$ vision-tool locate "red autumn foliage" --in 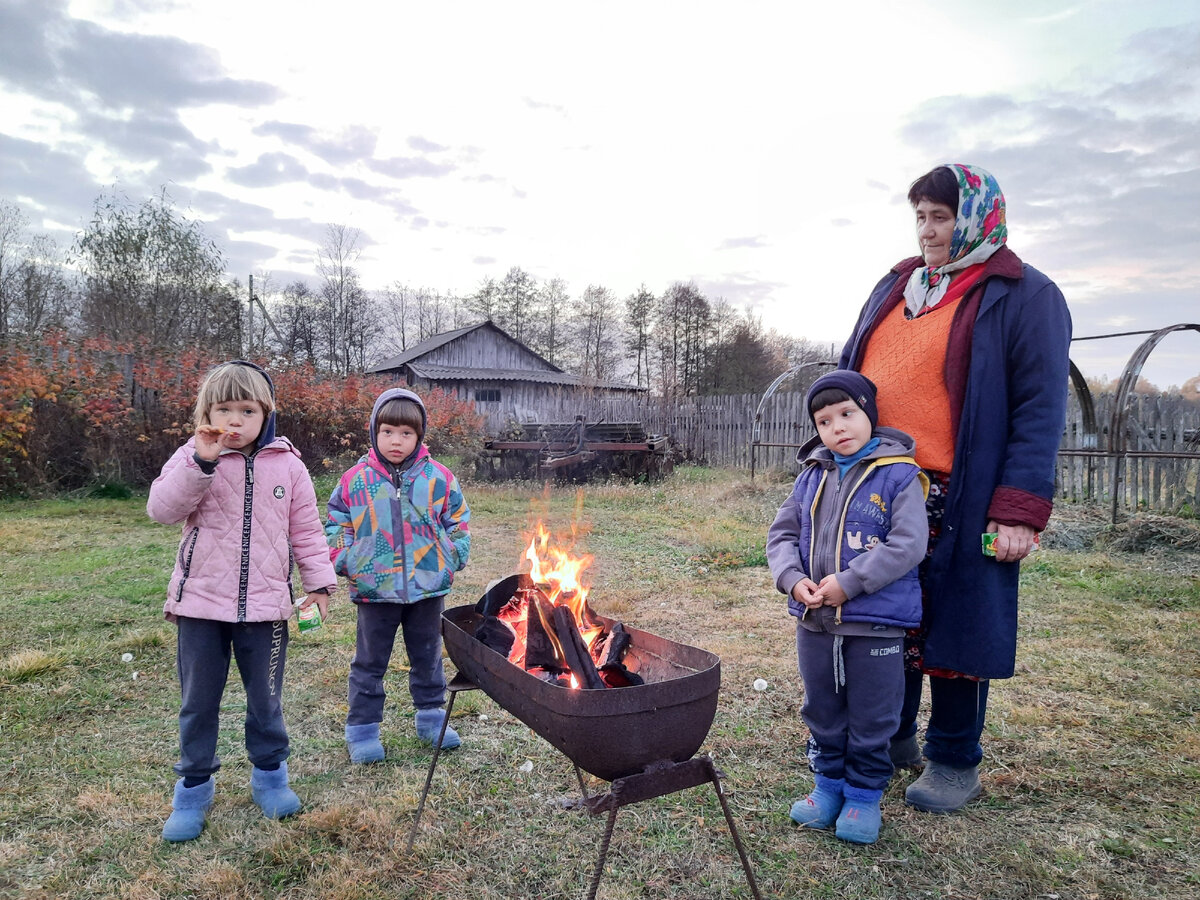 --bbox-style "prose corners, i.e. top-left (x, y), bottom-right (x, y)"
top-left (0, 335), bottom-right (485, 495)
